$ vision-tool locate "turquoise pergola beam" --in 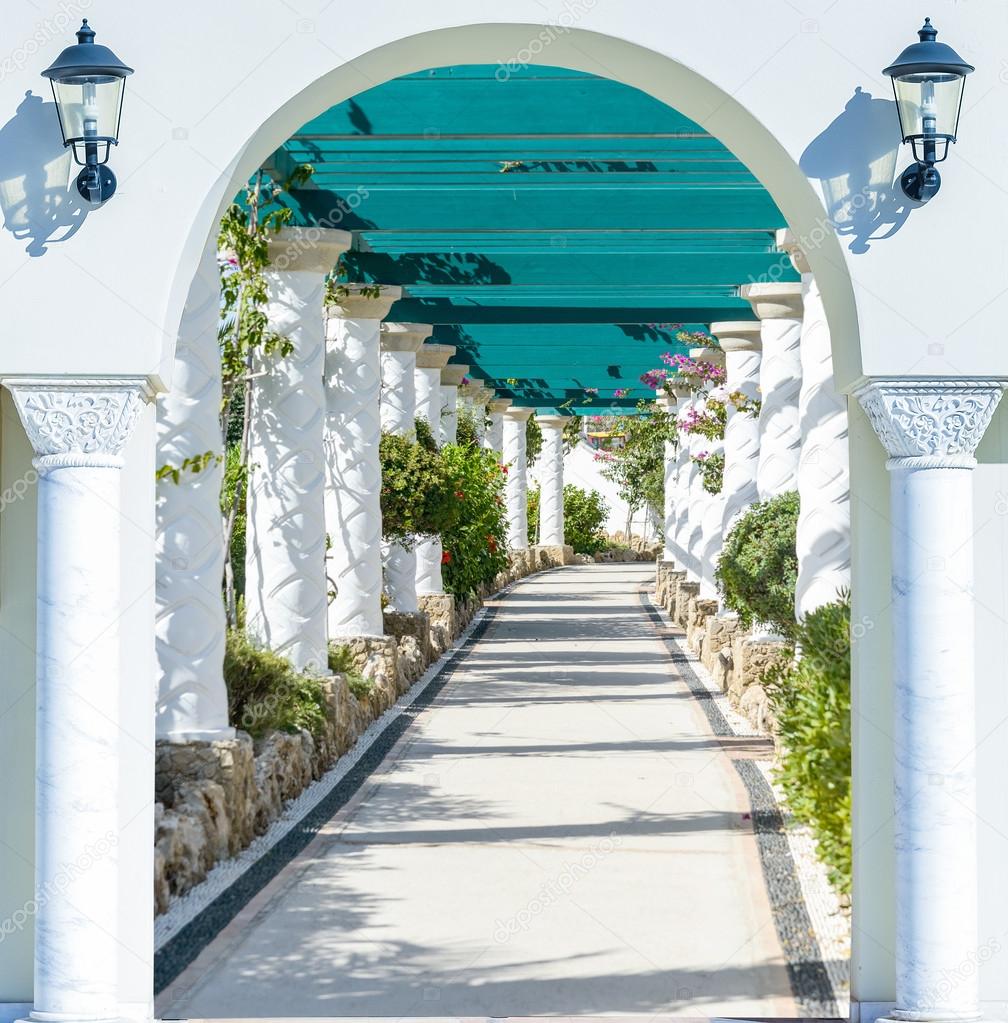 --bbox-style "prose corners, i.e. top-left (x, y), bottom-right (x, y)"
top-left (259, 62), bottom-right (794, 411)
